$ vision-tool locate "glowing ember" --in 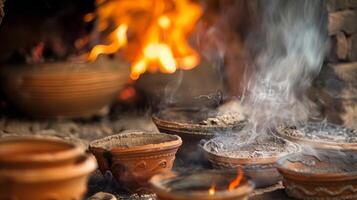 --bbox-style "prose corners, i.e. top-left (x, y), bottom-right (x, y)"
top-left (208, 184), bottom-right (216, 195)
top-left (228, 168), bottom-right (243, 191)
top-left (87, 0), bottom-right (202, 80)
